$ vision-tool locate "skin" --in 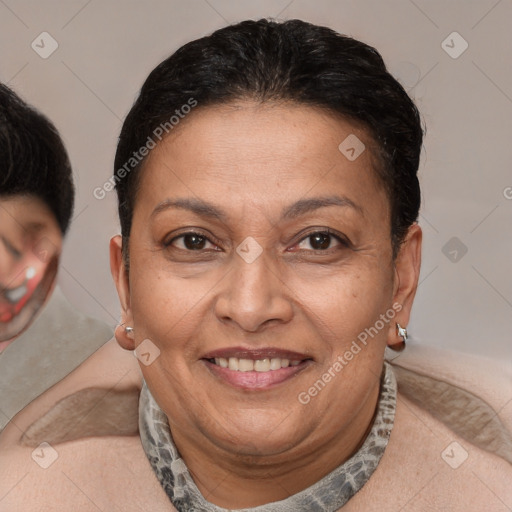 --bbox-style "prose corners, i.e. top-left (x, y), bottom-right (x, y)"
top-left (110, 100), bottom-right (422, 508)
top-left (0, 195), bottom-right (62, 351)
